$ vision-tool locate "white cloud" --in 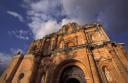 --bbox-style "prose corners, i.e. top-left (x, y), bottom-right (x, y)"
top-left (62, 0), bottom-right (128, 33)
top-left (23, 0), bottom-right (128, 38)
top-left (8, 30), bottom-right (32, 40)
top-left (0, 52), bottom-right (11, 66)
top-left (61, 18), bottom-right (80, 26)
top-left (0, 48), bottom-right (23, 66)
top-left (0, 48), bottom-right (23, 67)
top-left (30, 0), bottom-right (49, 13)
top-left (28, 18), bottom-right (80, 39)
top-left (0, 52), bottom-right (14, 74)
top-left (0, 48), bottom-right (24, 67)
top-left (24, 0), bottom-right (60, 39)
top-left (23, 0), bottom-right (81, 39)
top-left (10, 48), bottom-right (24, 55)
top-left (29, 20), bottom-right (60, 39)
top-left (7, 11), bottom-right (24, 22)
